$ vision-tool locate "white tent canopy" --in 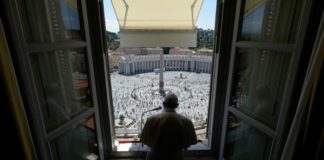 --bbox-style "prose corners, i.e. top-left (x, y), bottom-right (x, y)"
top-left (111, 0), bottom-right (204, 47)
